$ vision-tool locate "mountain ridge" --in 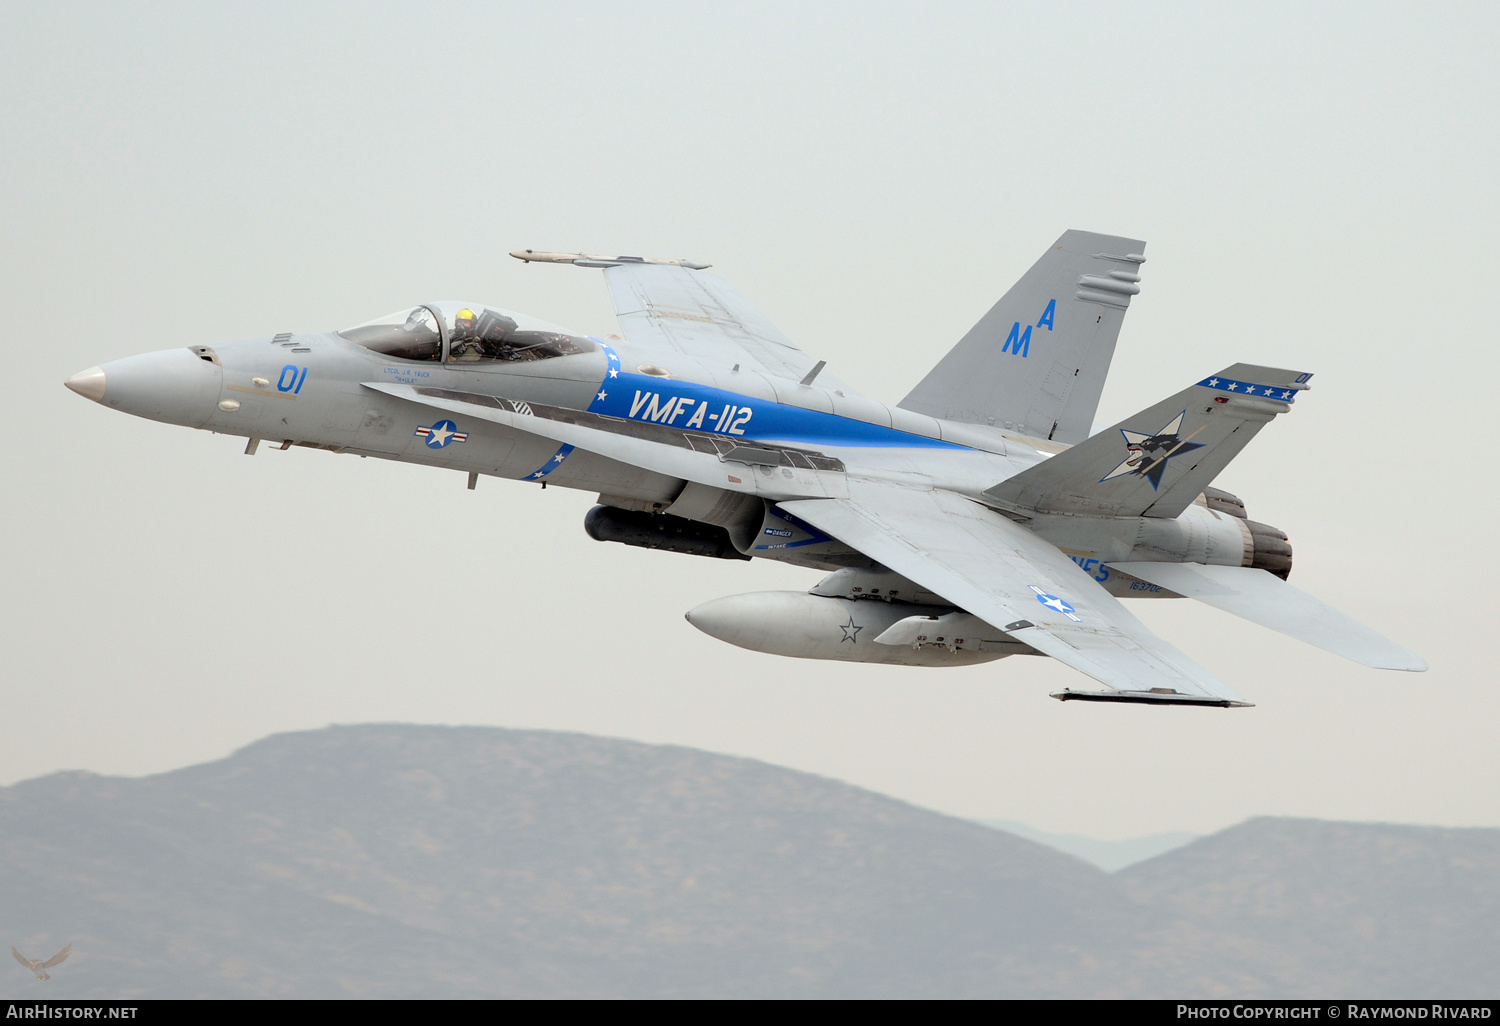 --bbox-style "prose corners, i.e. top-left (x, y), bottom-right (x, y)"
top-left (2, 724), bottom-right (1494, 998)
